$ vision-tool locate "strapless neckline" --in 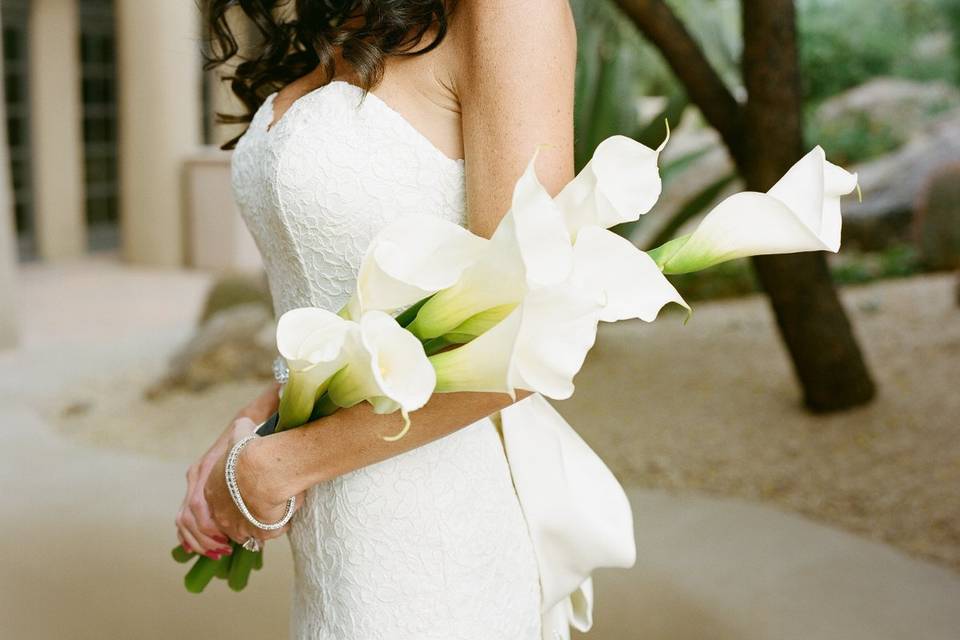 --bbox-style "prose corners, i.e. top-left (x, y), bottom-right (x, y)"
top-left (261, 80), bottom-right (465, 169)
